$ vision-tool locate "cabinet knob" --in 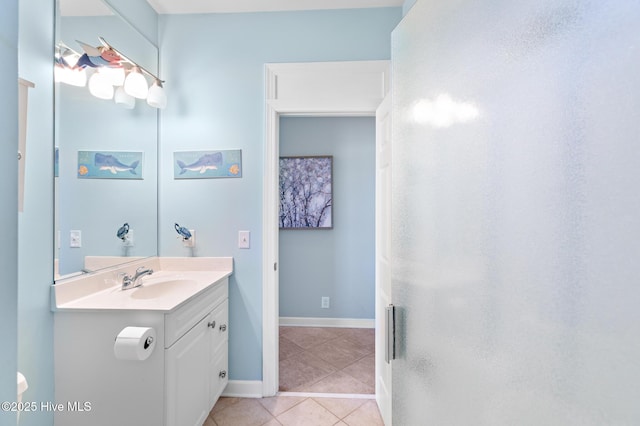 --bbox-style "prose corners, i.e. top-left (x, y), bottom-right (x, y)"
top-left (219, 324), bottom-right (227, 332)
top-left (207, 321), bottom-right (216, 329)
top-left (219, 370), bottom-right (227, 379)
